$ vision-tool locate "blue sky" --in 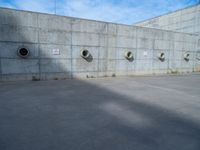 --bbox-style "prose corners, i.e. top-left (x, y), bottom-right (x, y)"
top-left (0, 0), bottom-right (199, 24)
